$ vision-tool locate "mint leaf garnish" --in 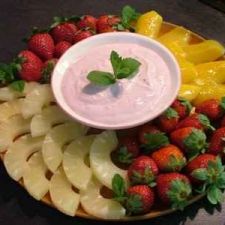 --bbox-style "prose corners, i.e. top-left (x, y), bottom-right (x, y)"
top-left (87, 50), bottom-right (141, 86)
top-left (87, 71), bottom-right (115, 86)
top-left (121, 5), bottom-right (140, 29)
top-left (9, 80), bottom-right (25, 92)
